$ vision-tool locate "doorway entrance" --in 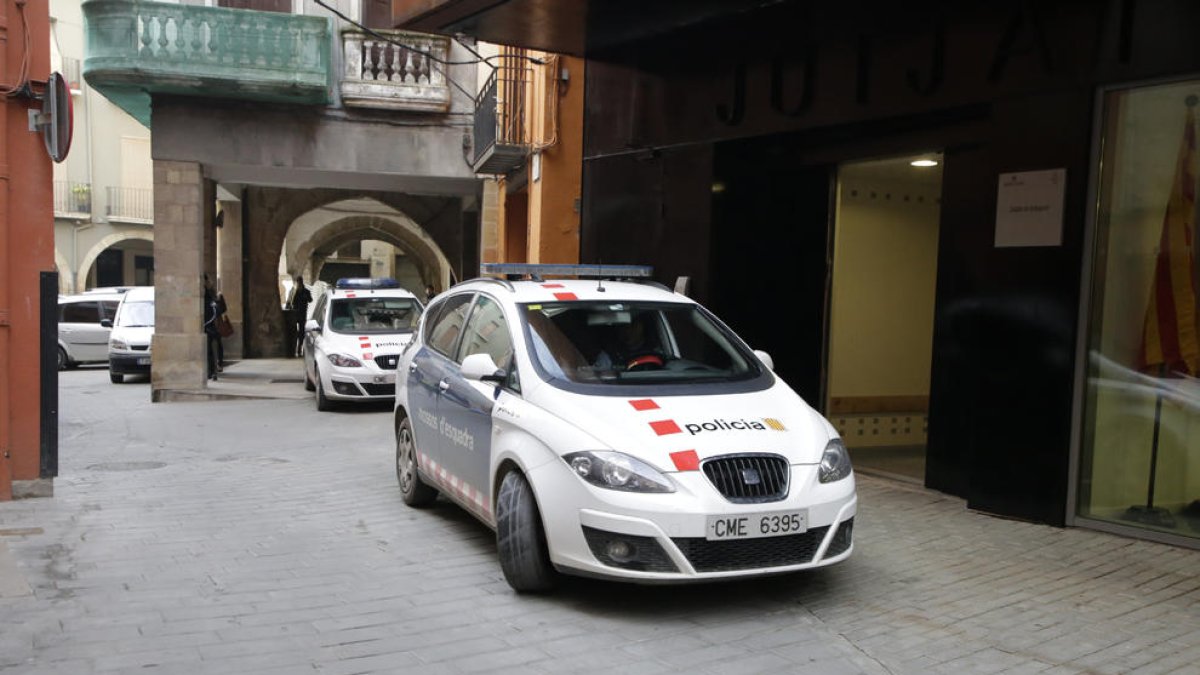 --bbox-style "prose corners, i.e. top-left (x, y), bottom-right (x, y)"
top-left (826, 154), bottom-right (943, 483)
